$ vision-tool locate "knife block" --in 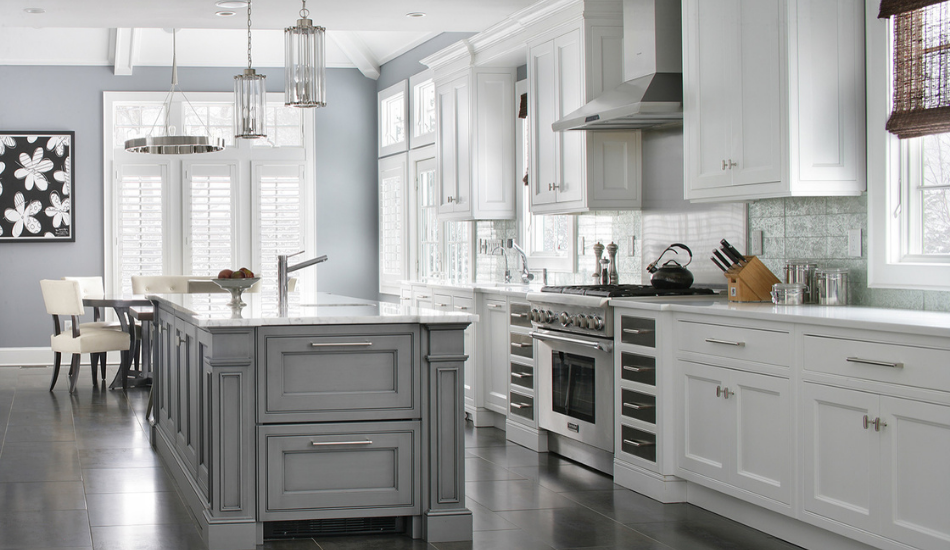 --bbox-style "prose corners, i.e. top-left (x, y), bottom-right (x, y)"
top-left (724, 256), bottom-right (780, 302)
